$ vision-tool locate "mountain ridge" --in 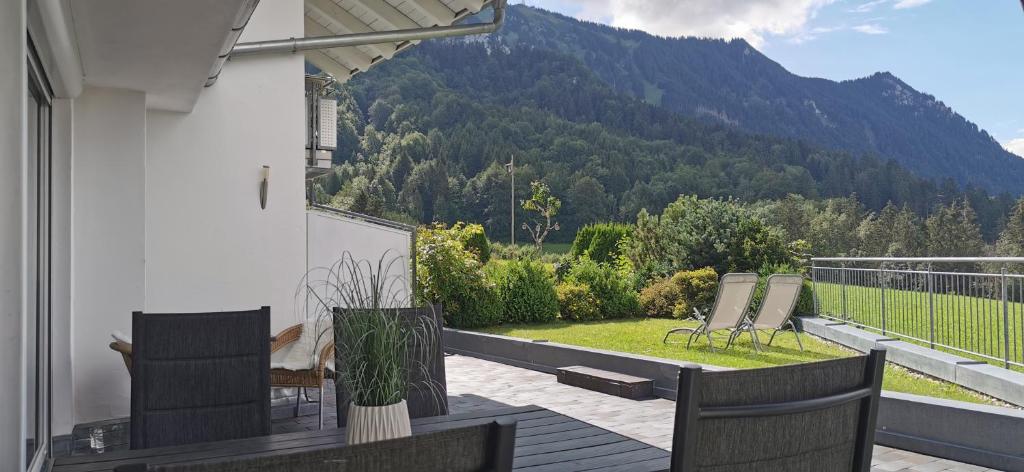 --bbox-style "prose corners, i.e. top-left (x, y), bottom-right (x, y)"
top-left (478, 5), bottom-right (1023, 194)
top-left (325, 6), bottom-right (1017, 241)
